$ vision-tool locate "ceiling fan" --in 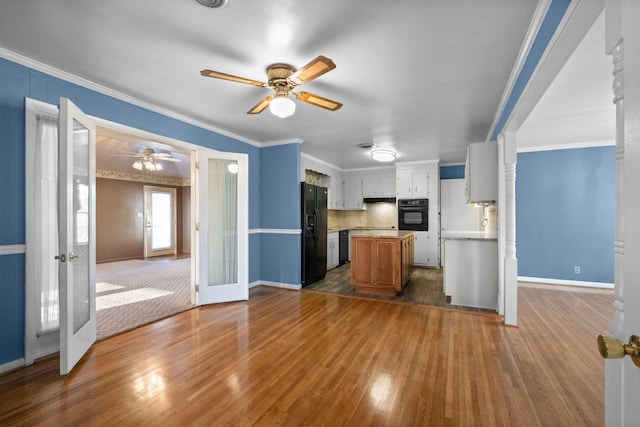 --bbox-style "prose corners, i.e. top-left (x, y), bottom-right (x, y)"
top-left (200, 55), bottom-right (343, 118)
top-left (116, 147), bottom-right (181, 172)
